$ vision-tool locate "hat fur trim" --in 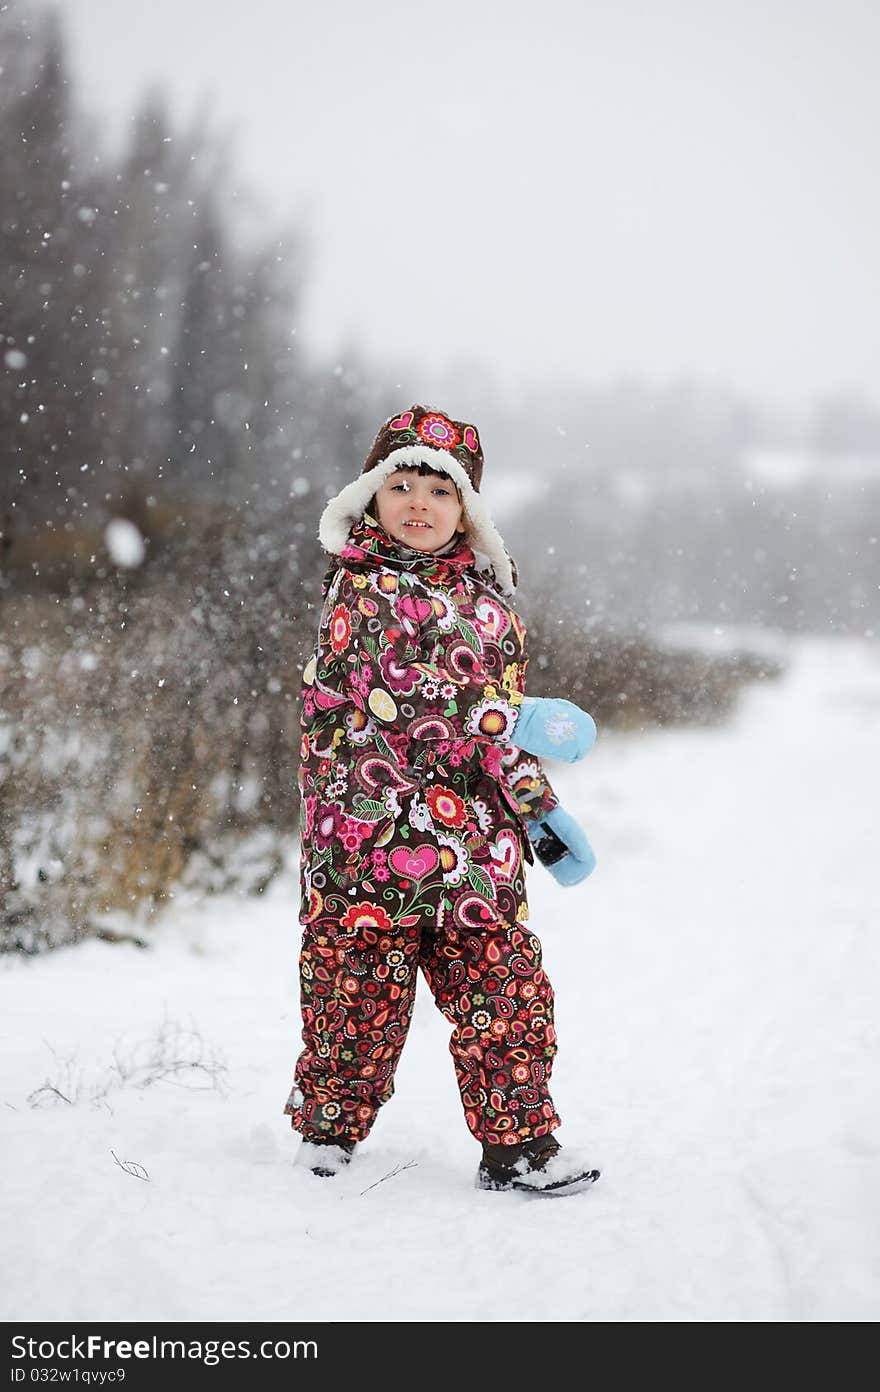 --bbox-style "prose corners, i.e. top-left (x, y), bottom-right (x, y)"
top-left (318, 447), bottom-right (517, 594)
